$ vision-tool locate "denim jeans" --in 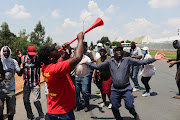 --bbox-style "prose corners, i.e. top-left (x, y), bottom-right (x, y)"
top-left (88, 72), bottom-right (93, 96)
top-left (75, 76), bottom-right (89, 107)
top-left (23, 85), bottom-right (44, 119)
top-left (130, 66), bottom-right (140, 88)
top-left (47, 110), bottom-right (75, 120)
